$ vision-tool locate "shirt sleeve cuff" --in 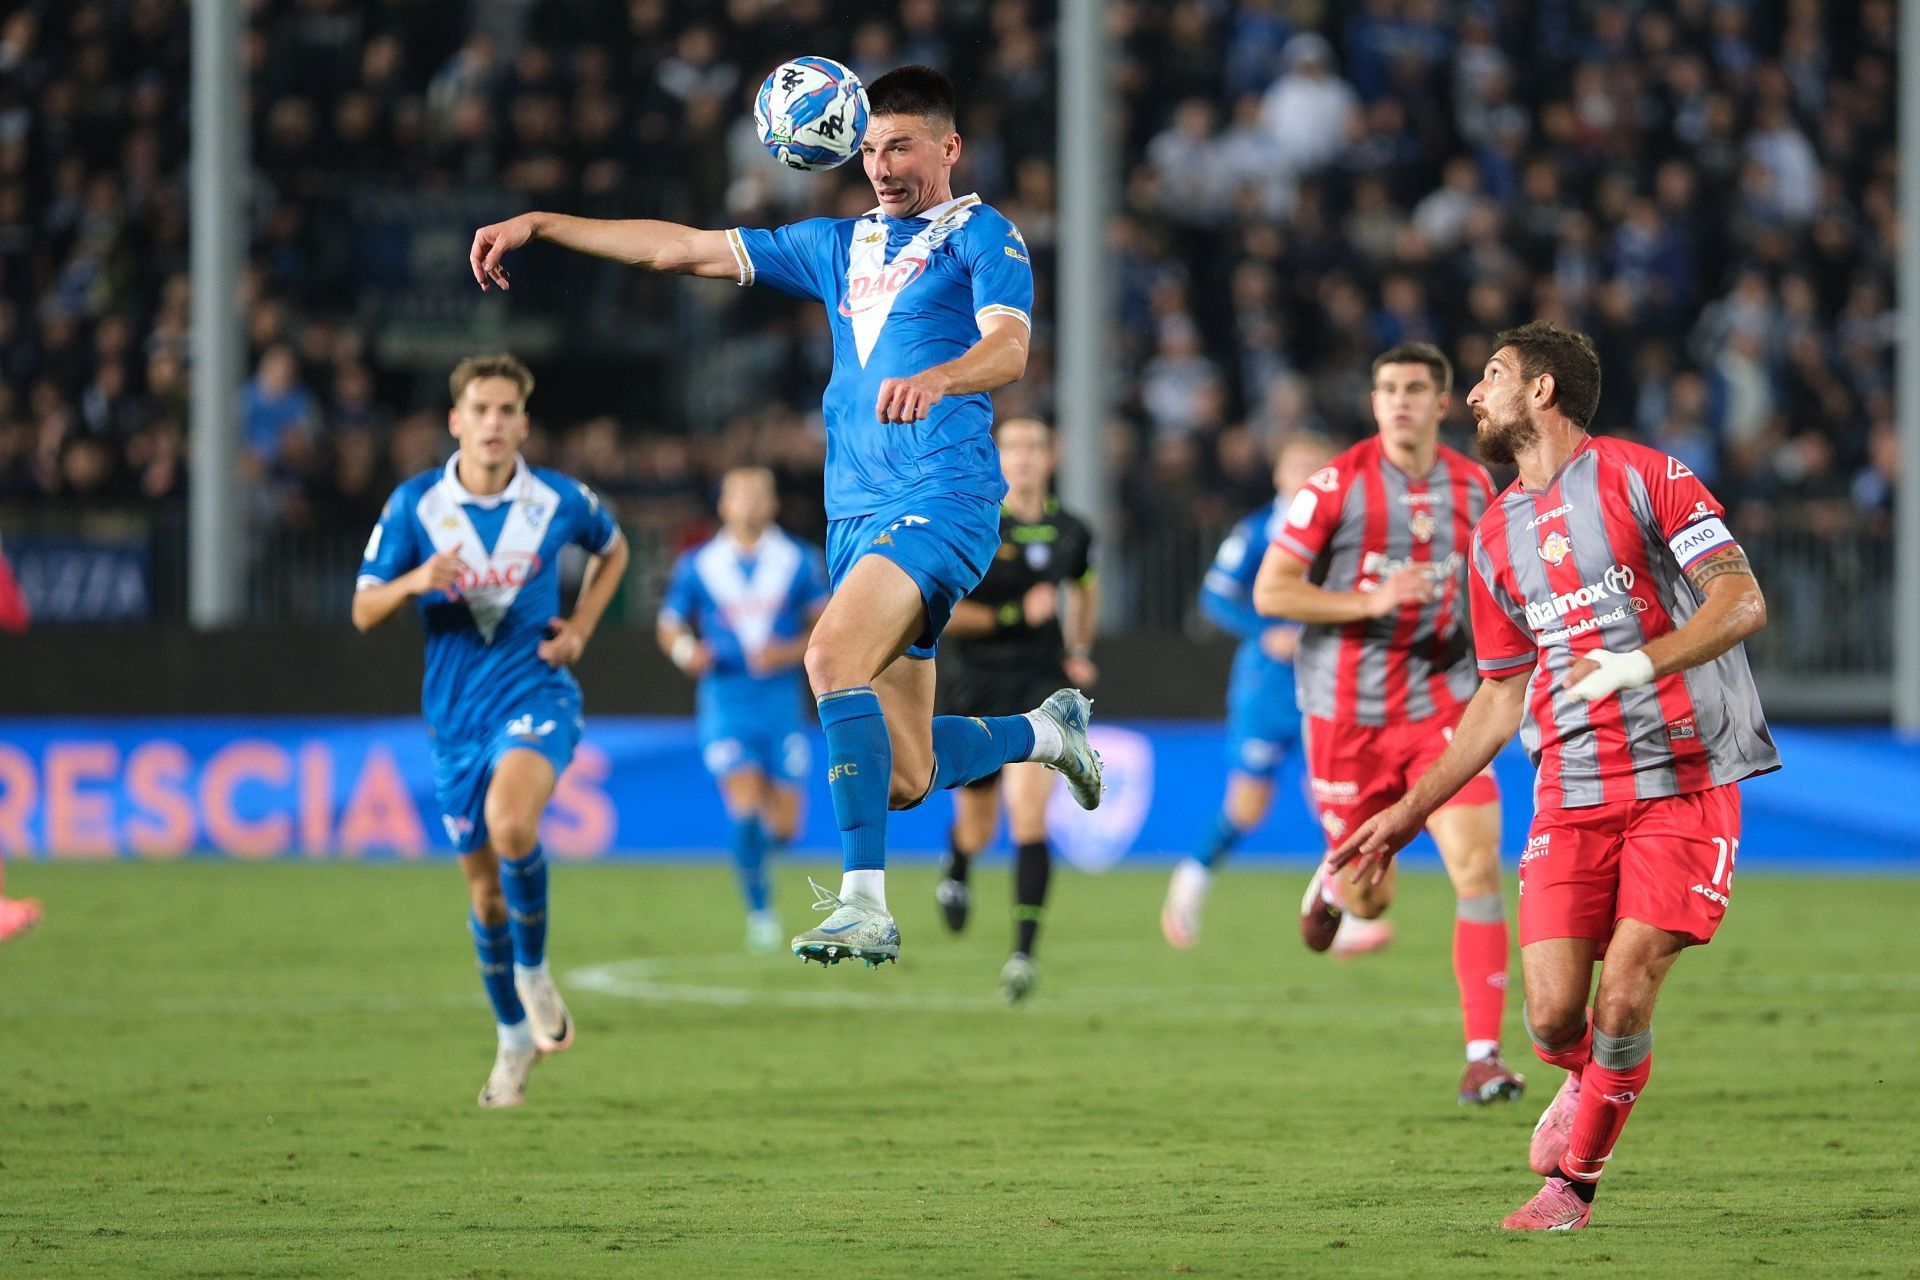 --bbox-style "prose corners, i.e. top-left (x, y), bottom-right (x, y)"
top-left (975, 304), bottom-right (1031, 330)
top-left (355, 573), bottom-right (388, 591)
top-left (1477, 652), bottom-right (1537, 676)
top-left (727, 228), bottom-right (754, 287)
top-left (1270, 532), bottom-right (1317, 563)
